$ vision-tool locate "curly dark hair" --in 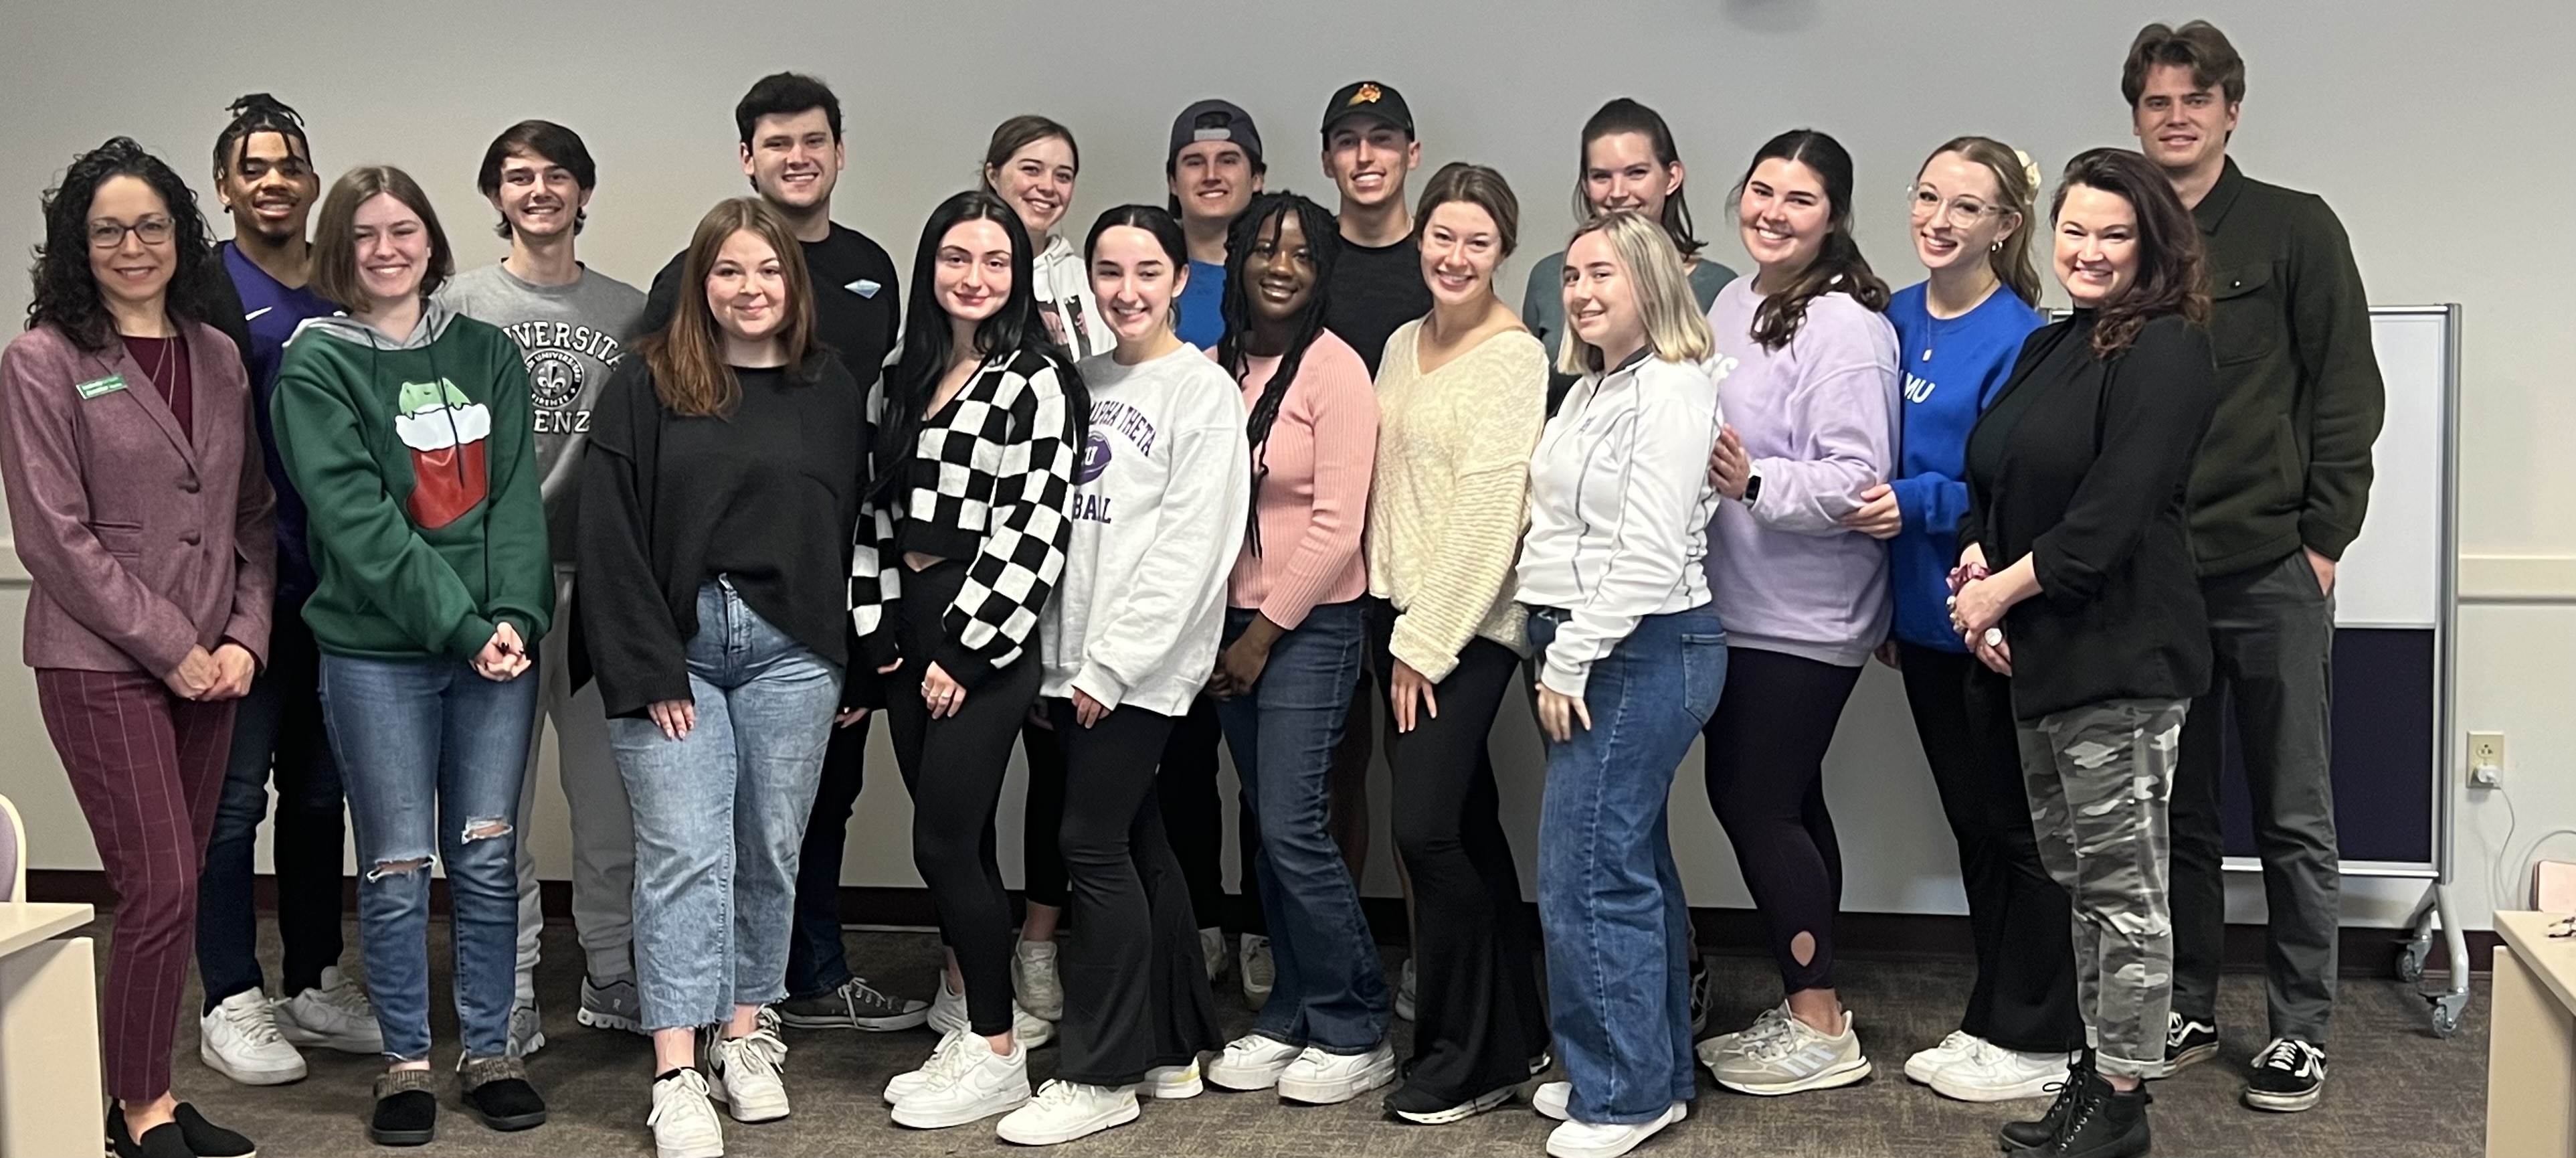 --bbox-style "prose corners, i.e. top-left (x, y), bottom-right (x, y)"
top-left (26, 137), bottom-right (223, 351)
